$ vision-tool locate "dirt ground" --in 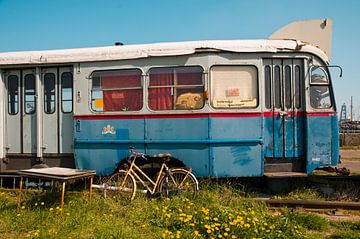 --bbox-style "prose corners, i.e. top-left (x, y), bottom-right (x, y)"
top-left (339, 149), bottom-right (360, 175)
